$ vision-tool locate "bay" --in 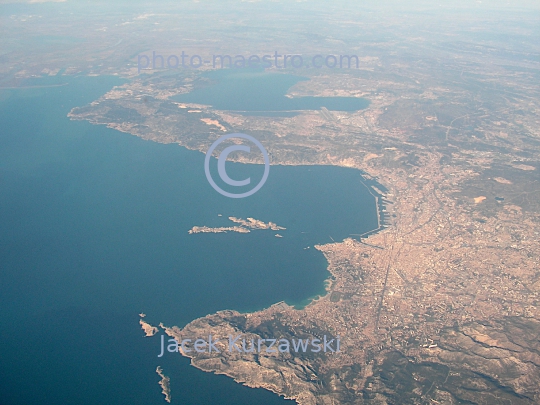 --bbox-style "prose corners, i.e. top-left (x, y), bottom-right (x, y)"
top-left (0, 75), bottom-right (377, 404)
